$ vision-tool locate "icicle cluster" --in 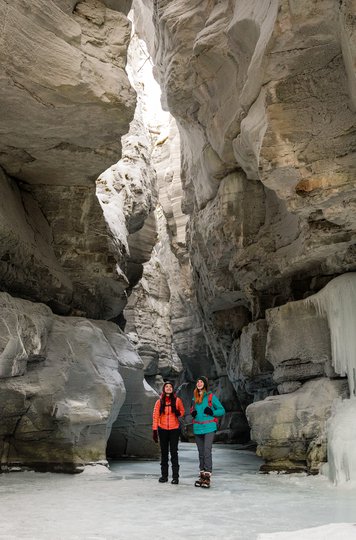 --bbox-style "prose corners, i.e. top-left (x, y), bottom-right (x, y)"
top-left (307, 273), bottom-right (356, 485)
top-left (326, 399), bottom-right (356, 485)
top-left (306, 273), bottom-right (356, 397)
